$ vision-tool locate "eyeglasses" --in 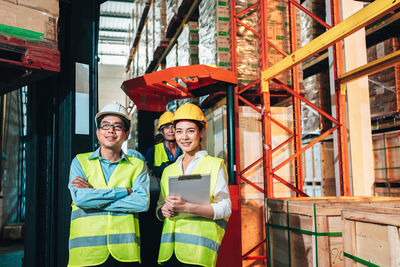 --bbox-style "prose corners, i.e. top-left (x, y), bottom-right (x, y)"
top-left (100, 122), bottom-right (124, 131)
